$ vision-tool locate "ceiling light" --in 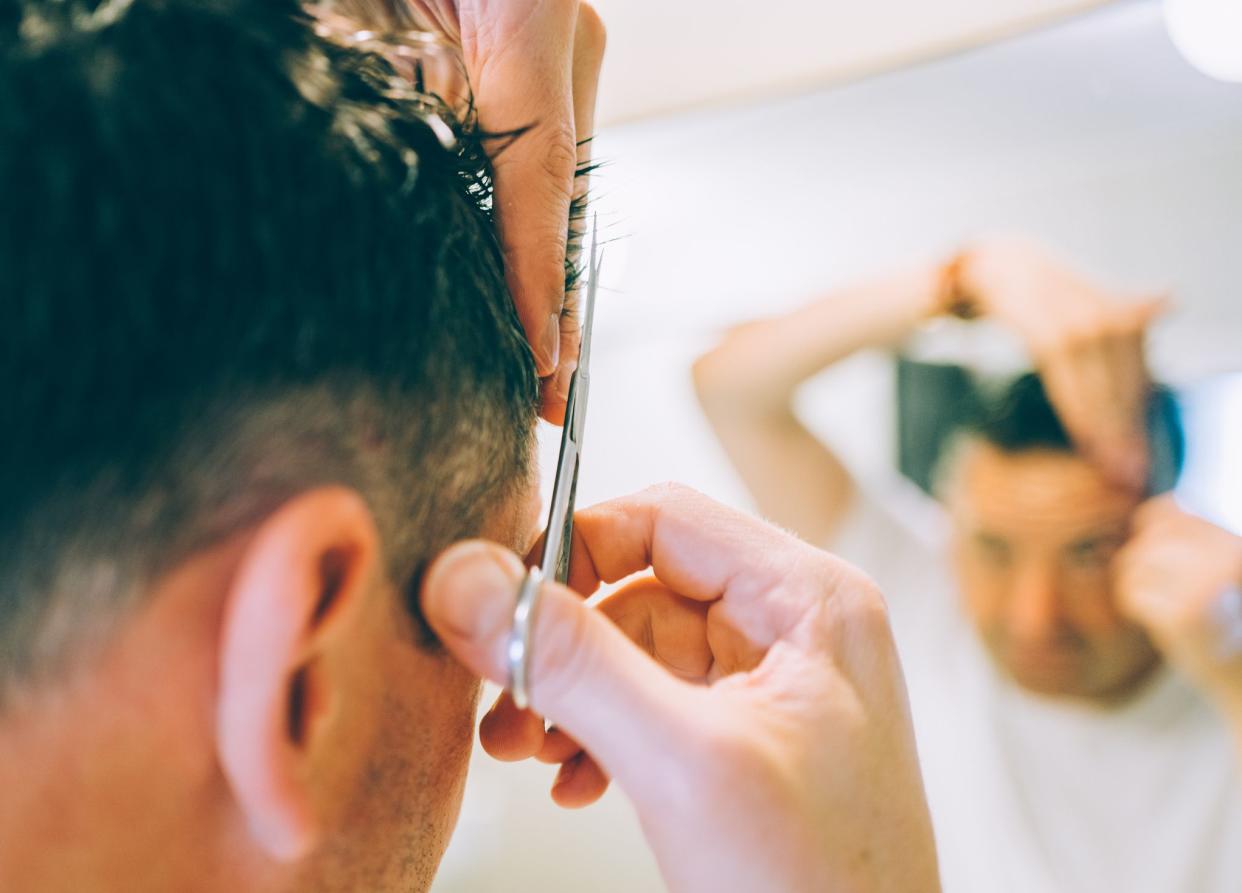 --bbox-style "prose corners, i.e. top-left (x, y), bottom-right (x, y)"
top-left (1164, 0), bottom-right (1242, 83)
